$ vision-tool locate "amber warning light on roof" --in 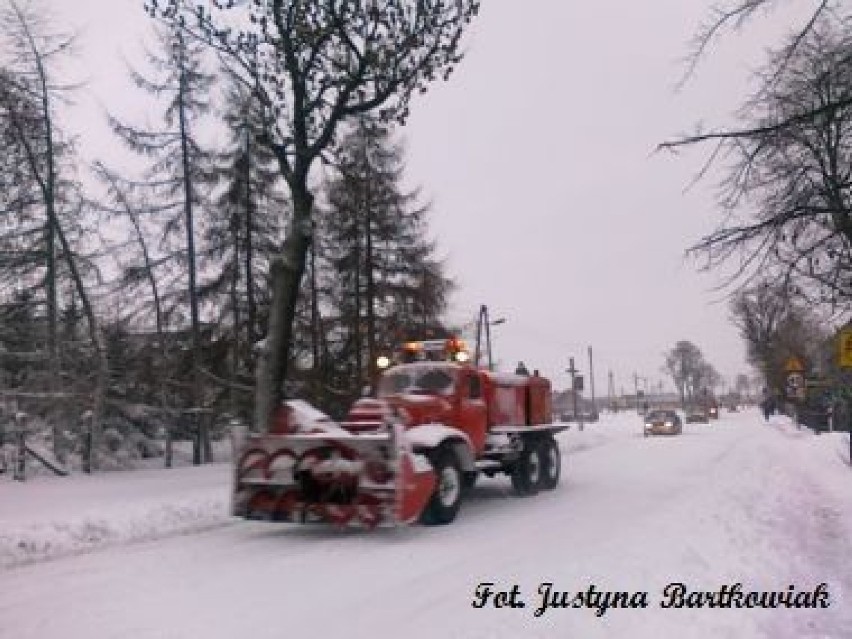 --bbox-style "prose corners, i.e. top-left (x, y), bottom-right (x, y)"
top-left (379, 338), bottom-right (470, 367)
